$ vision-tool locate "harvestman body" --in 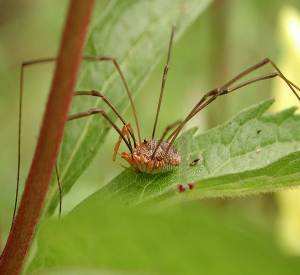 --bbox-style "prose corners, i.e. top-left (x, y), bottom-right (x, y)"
top-left (13, 27), bottom-right (300, 220)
